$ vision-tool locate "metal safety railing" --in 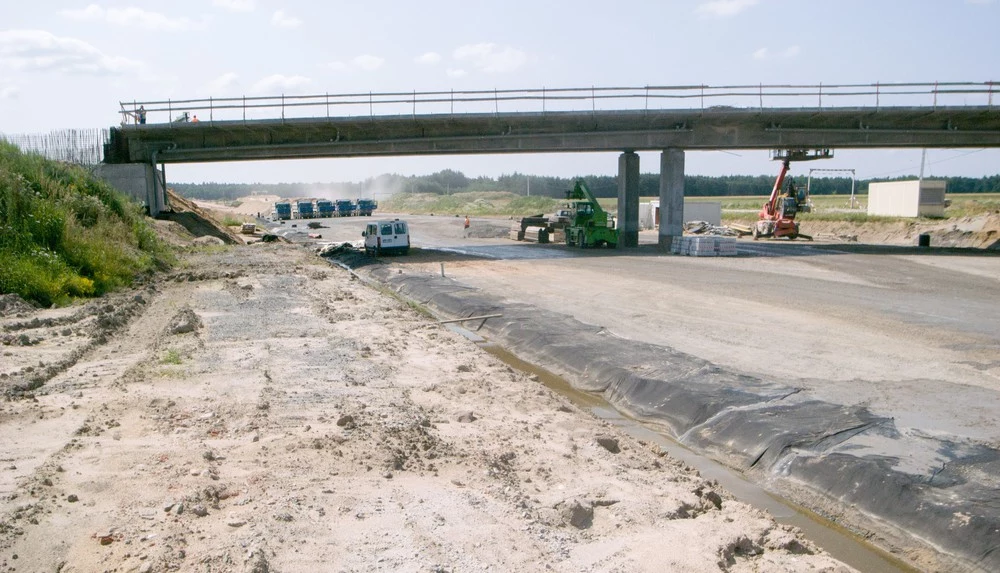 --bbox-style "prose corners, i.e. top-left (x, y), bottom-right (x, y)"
top-left (119, 81), bottom-right (998, 126)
